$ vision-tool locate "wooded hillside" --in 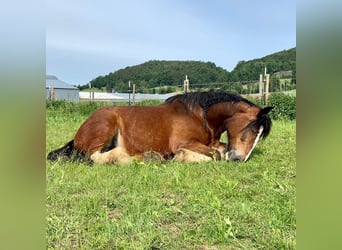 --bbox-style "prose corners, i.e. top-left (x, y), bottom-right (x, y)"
top-left (88, 61), bottom-right (230, 92)
top-left (83, 47), bottom-right (295, 92)
top-left (230, 47), bottom-right (296, 82)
